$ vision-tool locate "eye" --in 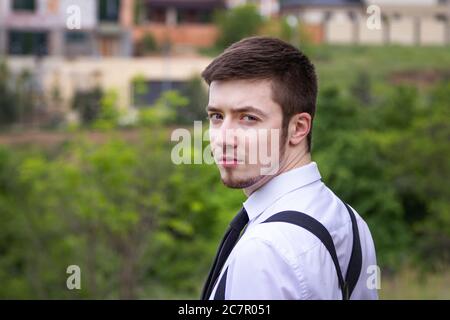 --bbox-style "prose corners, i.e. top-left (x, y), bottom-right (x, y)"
top-left (242, 114), bottom-right (258, 122)
top-left (208, 113), bottom-right (223, 121)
